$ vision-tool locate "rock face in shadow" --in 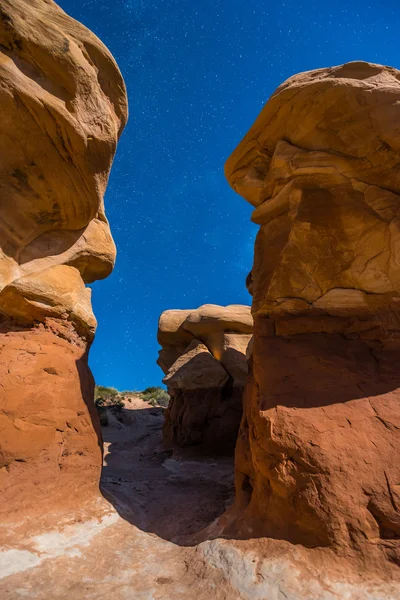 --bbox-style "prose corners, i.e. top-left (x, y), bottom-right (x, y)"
top-left (225, 62), bottom-right (400, 571)
top-left (0, 0), bottom-right (127, 521)
top-left (157, 305), bottom-right (253, 453)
